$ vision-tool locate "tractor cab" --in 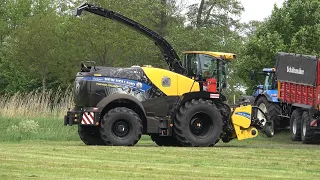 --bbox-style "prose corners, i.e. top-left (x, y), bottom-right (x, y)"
top-left (182, 51), bottom-right (236, 92)
top-left (251, 68), bottom-right (277, 95)
top-left (262, 68), bottom-right (277, 91)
